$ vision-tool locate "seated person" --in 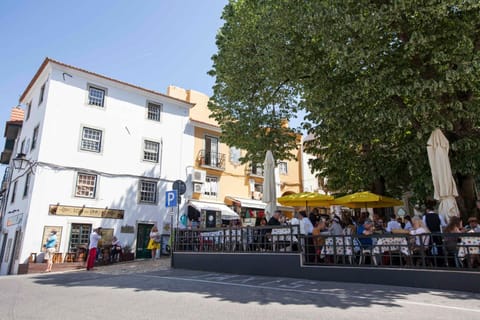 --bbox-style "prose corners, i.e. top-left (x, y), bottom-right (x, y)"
top-left (385, 214), bottom-right (402, 233)
top-left (357, 219), bottom-right (374, 249)
top-left (110, 236), bottom-right (122, 262)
